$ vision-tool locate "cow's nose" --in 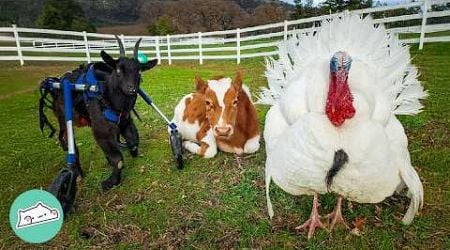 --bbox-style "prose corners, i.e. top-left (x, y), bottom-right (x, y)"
top-left (214, 126), bottom-right (231, 136)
